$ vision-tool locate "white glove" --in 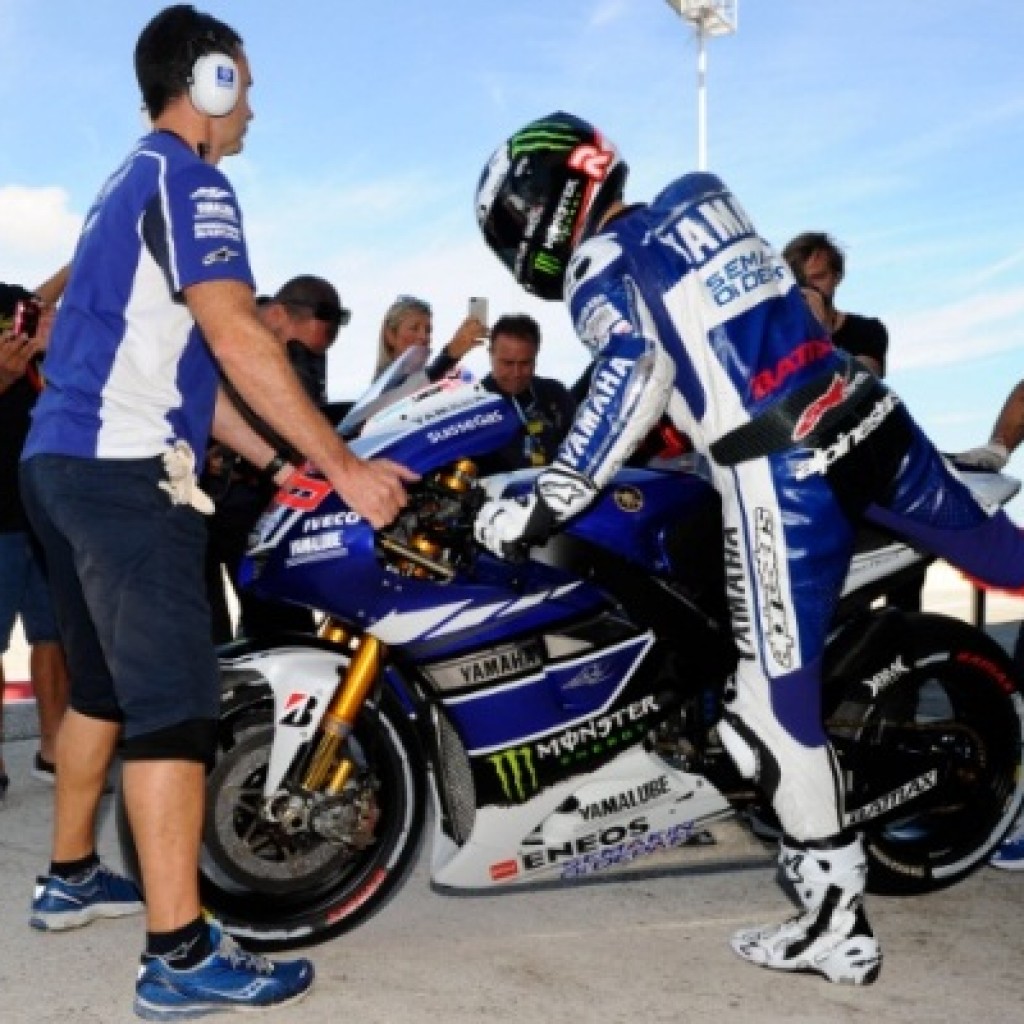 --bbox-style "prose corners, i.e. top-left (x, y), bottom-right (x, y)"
top-left (954, 440), bottom-right (1009, 471)
top-left (474, 494), bottom-right (552, 560)
top-left (474, 465), bottom-right (597, 560)
top-left (160, 440), bottom-right (215, 515)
